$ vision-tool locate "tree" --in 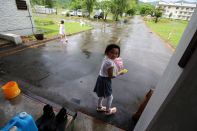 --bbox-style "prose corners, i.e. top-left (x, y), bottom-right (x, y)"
top-left (127, 8), bottom-right (136, 16)
top-left (111, 0), bottom-right (130, 21)
top-left (31, 0), bottom-right (45, 5)
top-left (95, 1), bottom-right (112, 20)
top-left (45, 0), bottom-right (55, 8)
top-left (31, 0), bottom-right (55, 8)
top-left (84, 0), bottom-right (96, 18)
top-left (70, 0), bottom-right (83, 10)
top-left (154, 8), bottom-right (162, 23)
top-left (139, 4), bottom-right (154, 16)
top-left (55, 0), bottom-right (72, 9)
